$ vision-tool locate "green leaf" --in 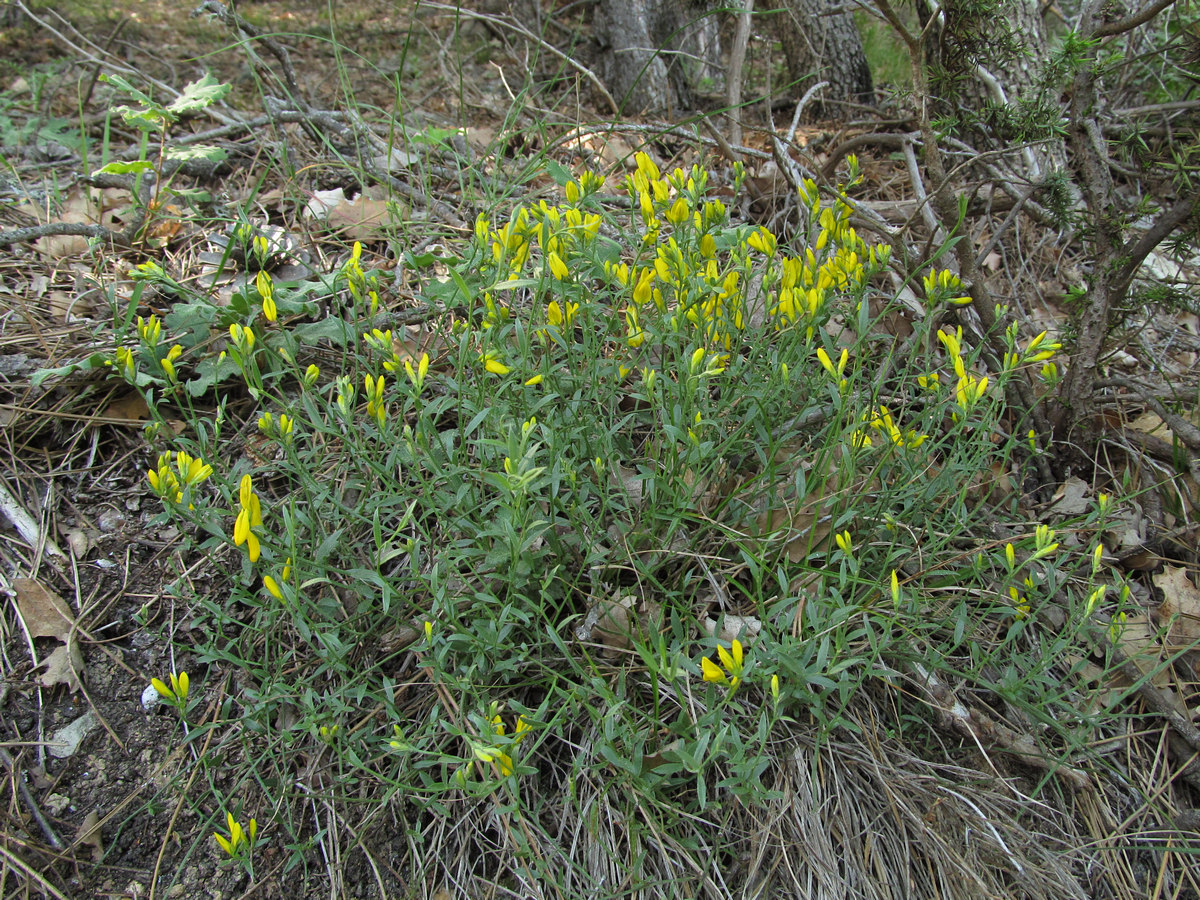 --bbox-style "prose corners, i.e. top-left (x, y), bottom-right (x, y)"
top-left (31, 353), bottom-right (110, 387)
top-left (292, 317), bottom-right (353, 348)
top-left (314, 530), bottom-right (345, 564)
top-left (164, 301), bottom-right (220, 348)
top-left (164, 145), bottom-right (229, 164)
top-left (115, 105), bottom-right (169, 129)
top-left (185, 353), bottom-right (241, 397)
top-left (167, 74), bottom-right (231, 116)
top-left (544, 158), bottom-right (572, 186)
top-left (95, 160), bottom-right (154, 176)
top-left (101, 73), bottom-right (157, 108)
